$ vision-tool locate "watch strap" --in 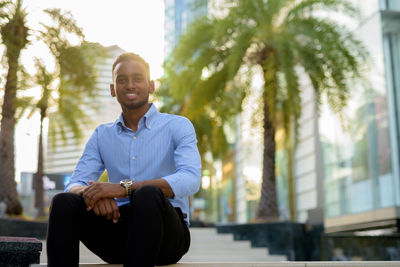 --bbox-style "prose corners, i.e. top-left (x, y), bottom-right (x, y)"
top-left (120, 179), bottom-right (133, 198)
